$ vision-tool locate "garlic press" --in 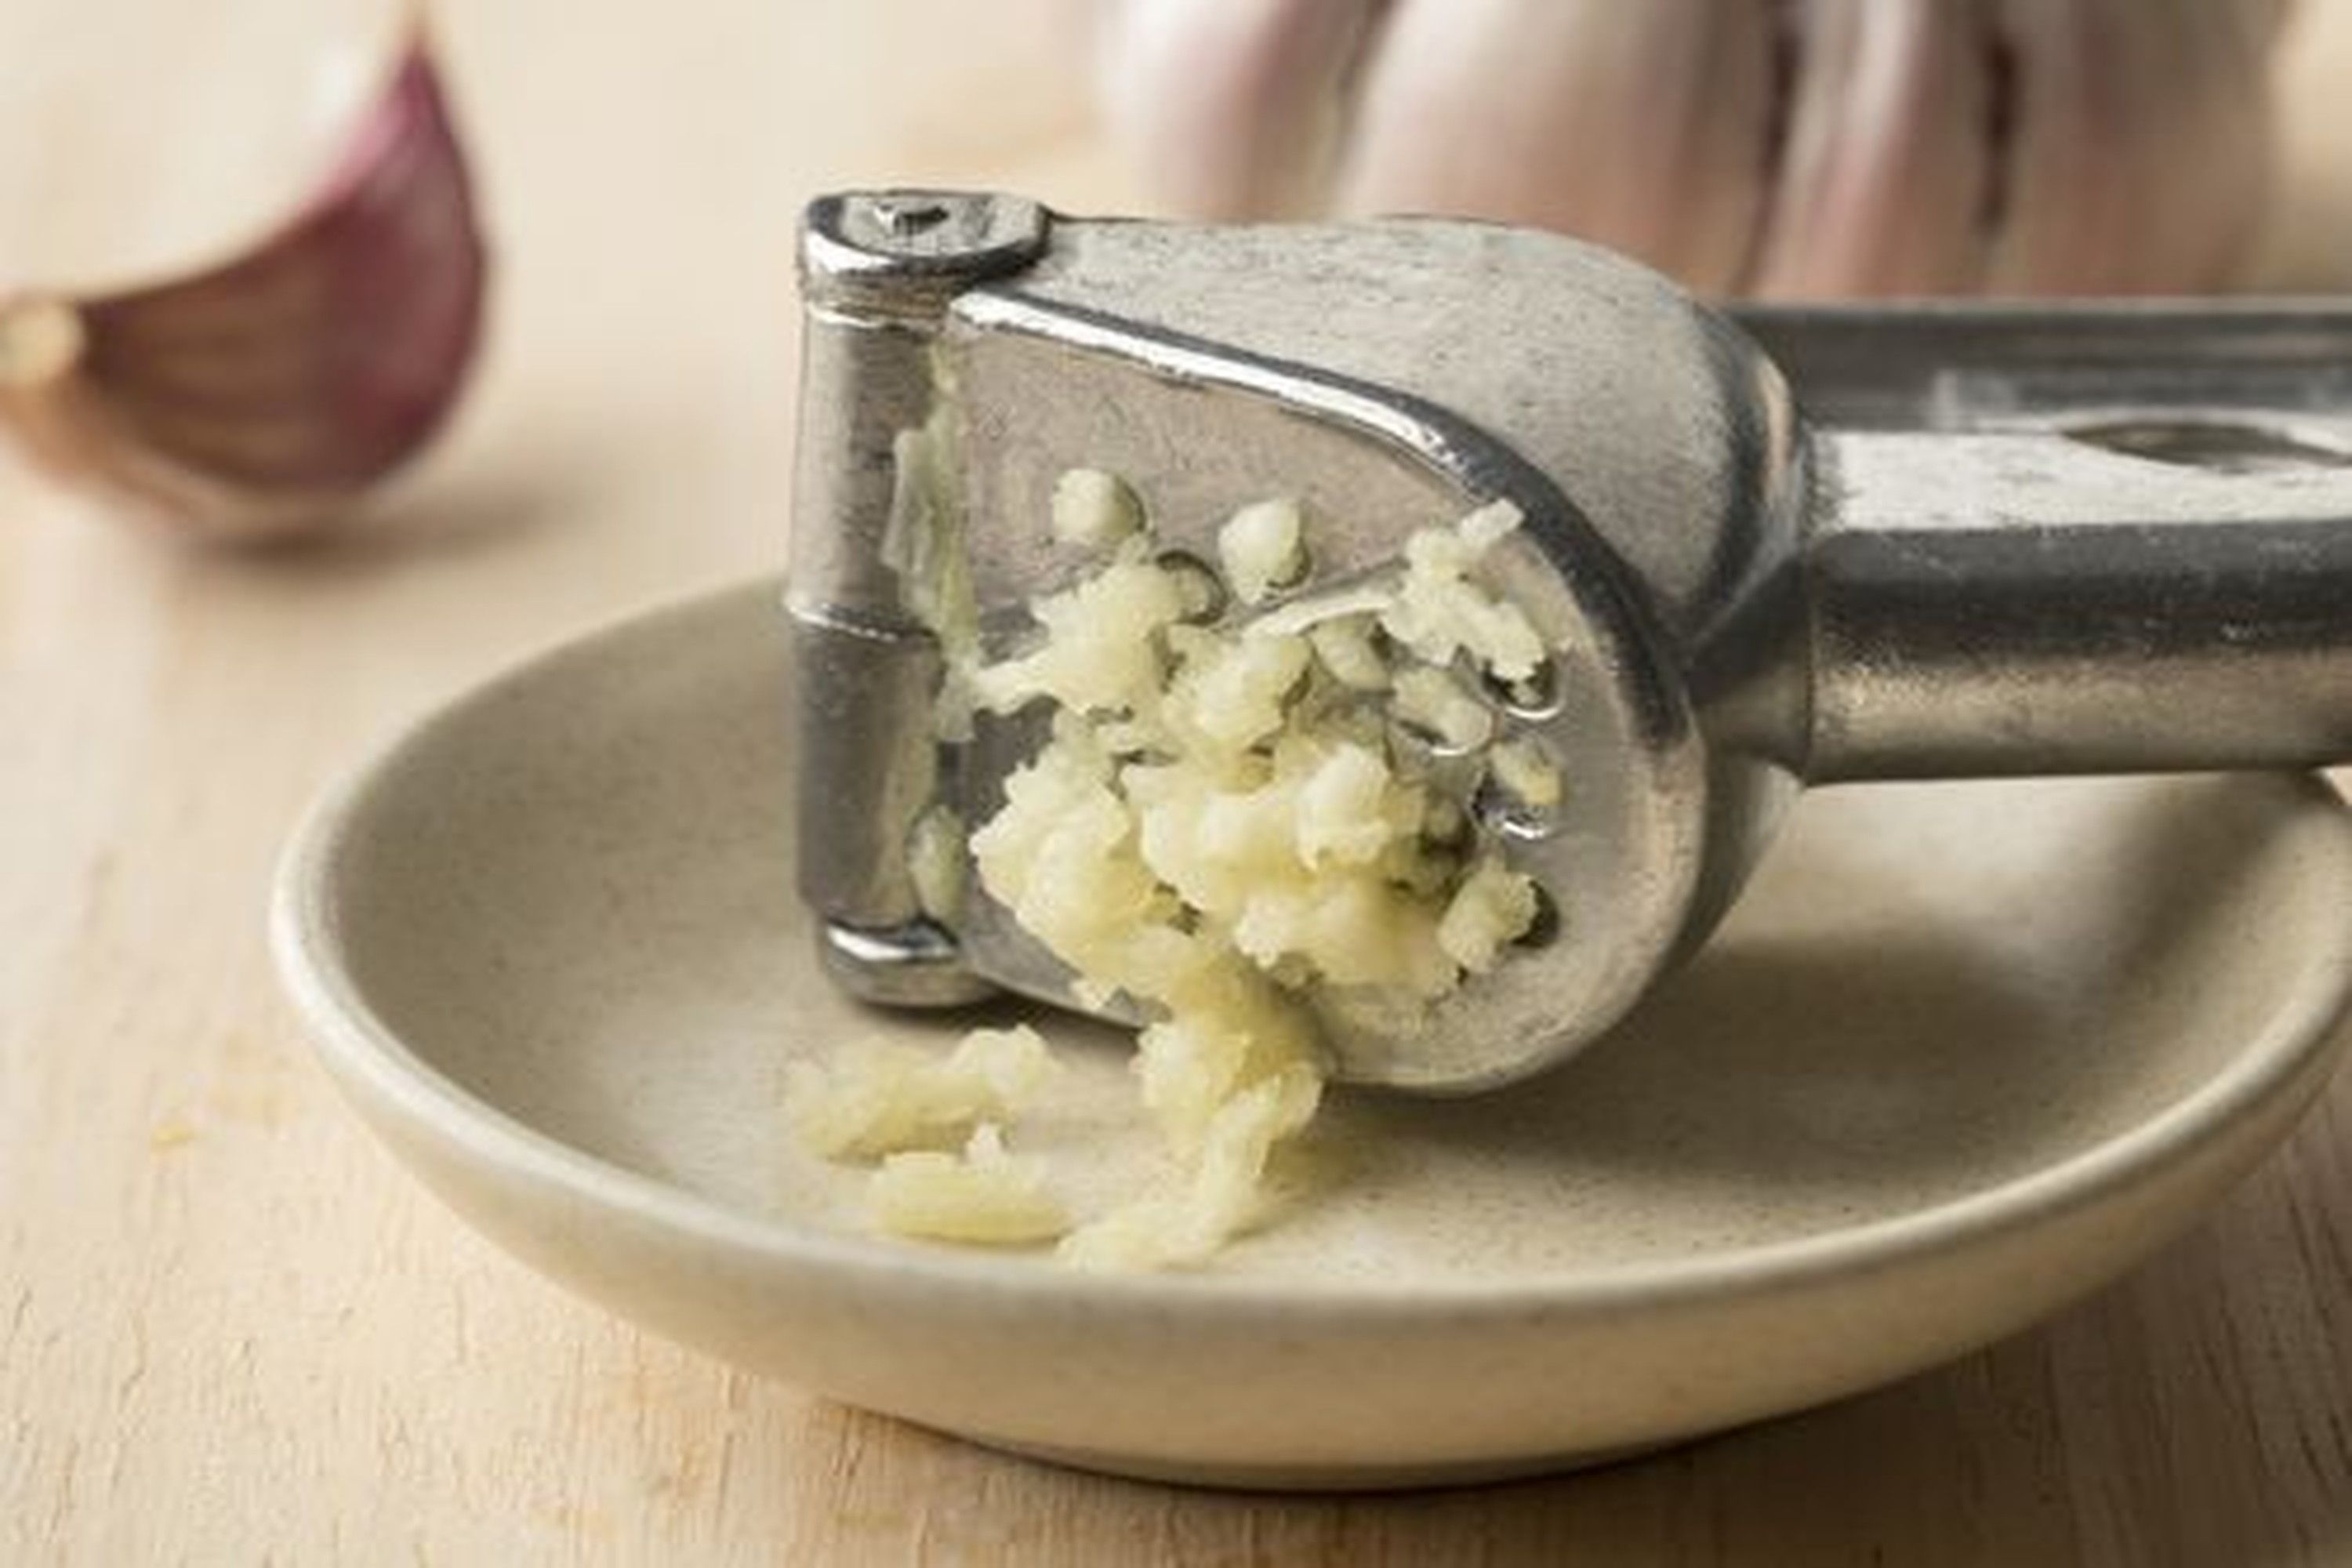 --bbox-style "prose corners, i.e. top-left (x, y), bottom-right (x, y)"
top-left (786, 189), bottom-right (2352, 1093)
